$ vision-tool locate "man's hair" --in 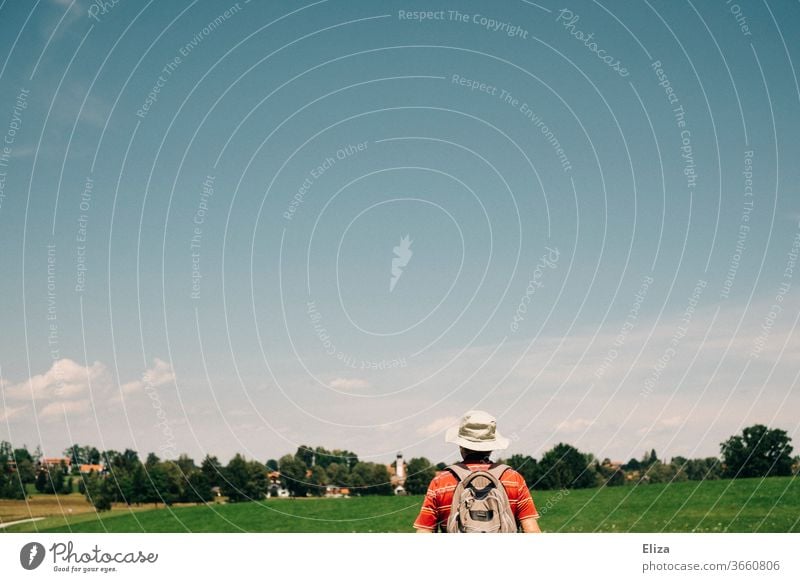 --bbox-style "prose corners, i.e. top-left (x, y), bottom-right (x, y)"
top-left (460, 447), bottom-right (492, 462)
